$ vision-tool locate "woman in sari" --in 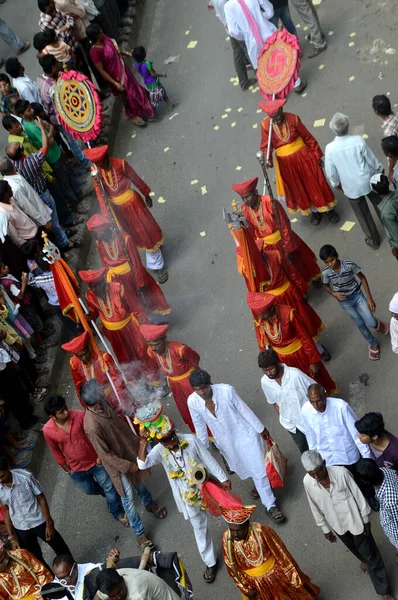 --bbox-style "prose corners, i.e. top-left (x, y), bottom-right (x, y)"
top-left (86, 22), bottom-right (155, 127)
